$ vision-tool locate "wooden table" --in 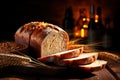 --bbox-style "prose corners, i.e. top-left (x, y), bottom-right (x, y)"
top-left (0, 53), bottom-right (119, 80)
top-left (0, 67), bottom-right (119, 80)
top-left (0, 40), bottom-right (119, 80)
